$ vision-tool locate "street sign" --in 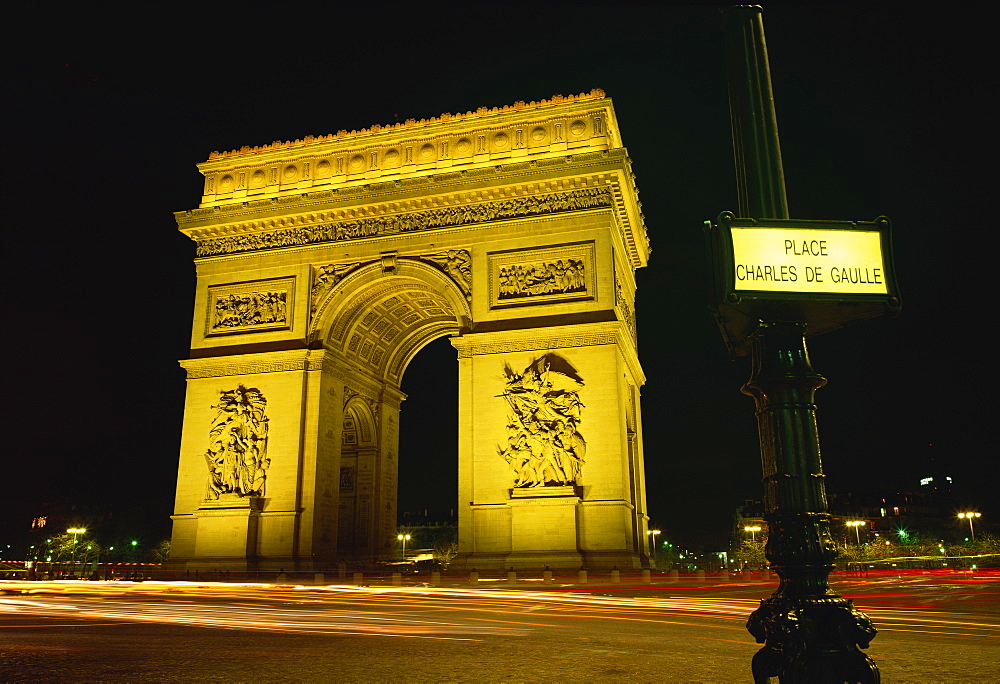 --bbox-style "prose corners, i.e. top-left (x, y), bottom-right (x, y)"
top-left (706, 212), bottom-right (901, 356)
